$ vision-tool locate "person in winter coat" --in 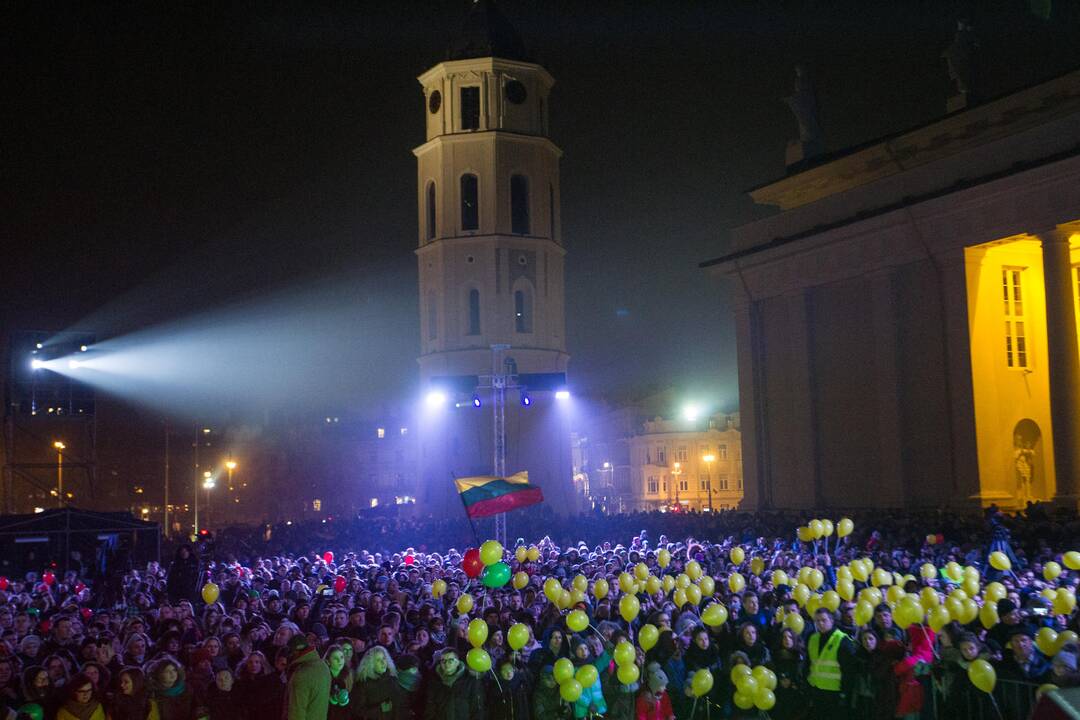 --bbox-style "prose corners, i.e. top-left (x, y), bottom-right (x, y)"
top-left (233, 651), bottom-right (284, 720)
top-left (19, 666), bottom-right (56, 720)
top-left (284, 635), bottom-right (331, 720)
top-left (56, 672), bottom-right (106, 720)
top-left (646, 631), bottom-right (687, 720)
top-left (109, 668), bottom-right (159, 720)
top-left (532, 665), bottom-right (570, 720)
top-left (321, 645), bottom-right (353, 720)
top-left (893, 625), bottom-right (935, 720)
top-left (165, 546), bottom-right (200, 605)
top-left (489, 659), bottom-right (532, 720)
top-left (599, 632), bottom-right (639, 720)
top-left (394, 654), bottom-right (423, 720)
top-left (683, 626), bottom-right (722, 719)
top-left (424, 648), bottom-right (490, 720)
top-left (636, 663), bottom-right (674, 720)
top-left (569, 636), bottom-right (606, 719)
top-left (204, 669), bottom-right (240, 720)
top-left (148, 657), bottom-right (197, 720)
top-left (735, 623), bottom-right (771, 667)
top-left (767, 628), bottom-right (805, 720)
top-left (529, 629), bottom-right (570, 676)
top-left (352, 646), bottom-right (399, 720)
